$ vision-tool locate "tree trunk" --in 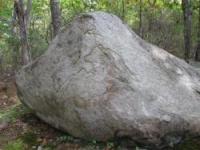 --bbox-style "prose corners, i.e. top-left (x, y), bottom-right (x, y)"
top-left (11, 5), bottom-right (18, 68)
top-left (121, 0), bottom-right (125, 20)
top-left (182, 0), bottom-right (192, 62)
top-left (195, 0), bottom-right (200, 61)
top-left (14, 0), bottom-right (31, 65)
top-left (50, 0), bottom-right (61, 37)
top-left (139, 0), bottom-right (143, 38)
